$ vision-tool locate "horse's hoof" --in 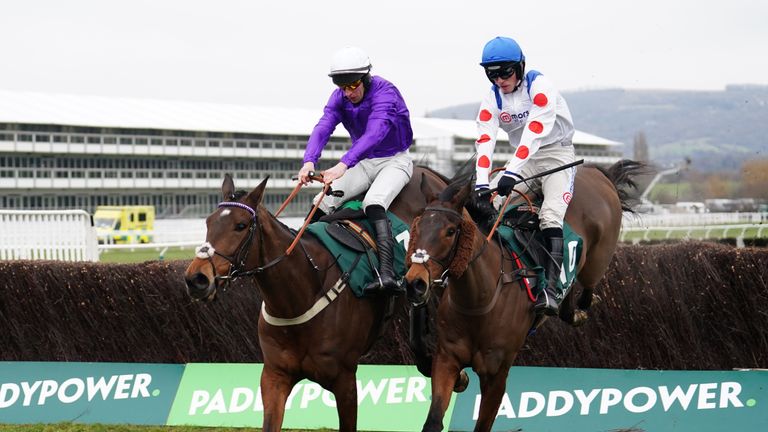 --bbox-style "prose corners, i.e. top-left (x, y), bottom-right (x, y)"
top-left (572, 310), bottom-right (589, 327)
top-left (453, 370), bottom-right (469, 393)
